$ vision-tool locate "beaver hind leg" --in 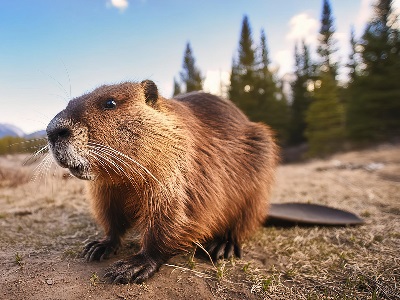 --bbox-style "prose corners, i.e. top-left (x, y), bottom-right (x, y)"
top-left (205, 231), bottom-right (242, 261)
